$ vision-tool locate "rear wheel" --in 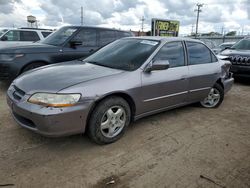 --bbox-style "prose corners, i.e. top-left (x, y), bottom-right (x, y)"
top-left (22, 62), bottom-right (46, 73)
top-left (88, 96), bottom-right (131, 144)
top-left (200, 83), bottom-right (224, 108)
